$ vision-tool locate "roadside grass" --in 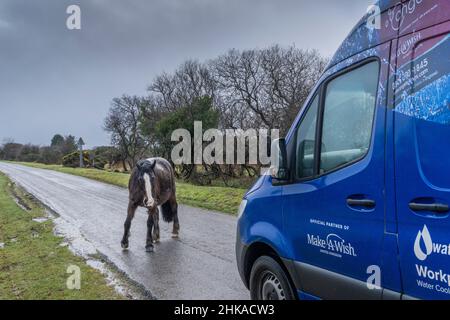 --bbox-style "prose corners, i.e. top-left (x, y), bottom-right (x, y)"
top-left (11, 162), bottom-right (246, 214)
top-left (14, 162), bottom-right (130, 187)
top-left (0, 172), bottom-right (123, 300)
